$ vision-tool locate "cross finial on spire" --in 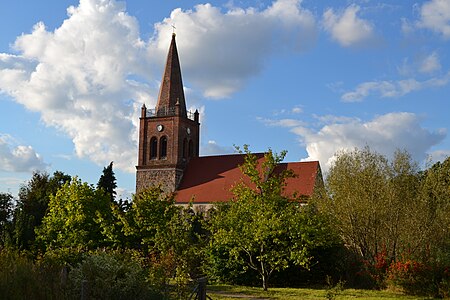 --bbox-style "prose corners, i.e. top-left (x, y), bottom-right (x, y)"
top-left (171, 24), bottom-right (176, 36)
